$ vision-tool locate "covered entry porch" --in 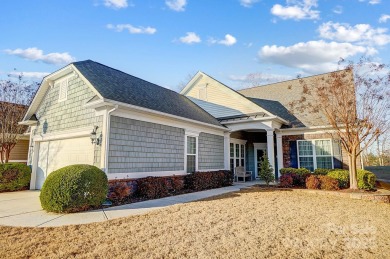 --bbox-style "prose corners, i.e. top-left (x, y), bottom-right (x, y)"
top-left (222, 116), bottom-right (285, 181)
